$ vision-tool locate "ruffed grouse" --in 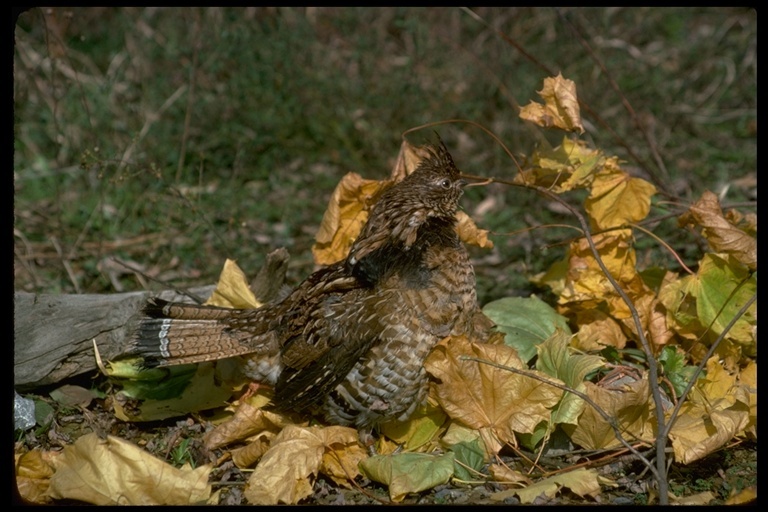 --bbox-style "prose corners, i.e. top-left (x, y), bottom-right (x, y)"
top-left (132, 140), bottom-right (485, 437)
